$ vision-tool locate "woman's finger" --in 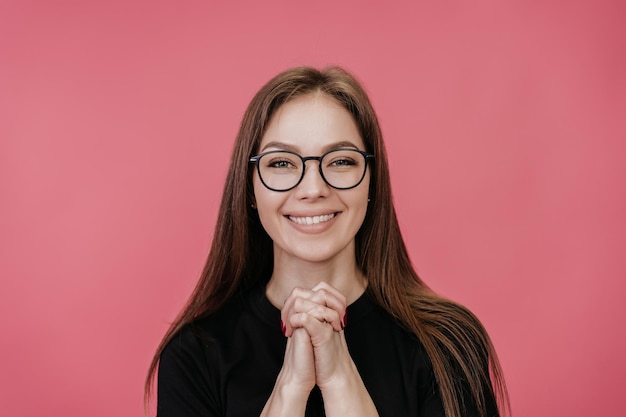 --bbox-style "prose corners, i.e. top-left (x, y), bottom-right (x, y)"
top-left (311, 282), bottom-right (347, 305)
top-left (287, 312), bottom-right (334, 345)
top-left (281, 287), bottom-right (315, 336)
top-left (293, 298), bottom-right (342, 332)
top-left (283, 298), bottom-right (341, 335)
top-left (310, 282), bottom-right (347, 329)
top-left (281, 283), bottom-right (348, 336)
top-left (308, 290), bottom-right (346, 325)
